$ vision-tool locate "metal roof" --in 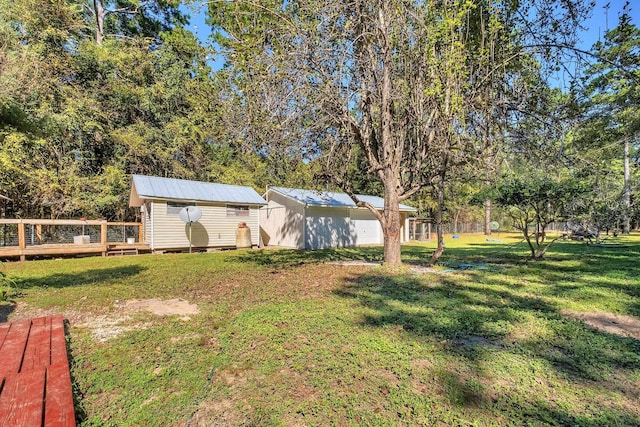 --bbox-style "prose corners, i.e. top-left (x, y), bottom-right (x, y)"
top-left (131, 175), bottom-right (267, 206)
top-left (269, 187), bottom-right (416, 212)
